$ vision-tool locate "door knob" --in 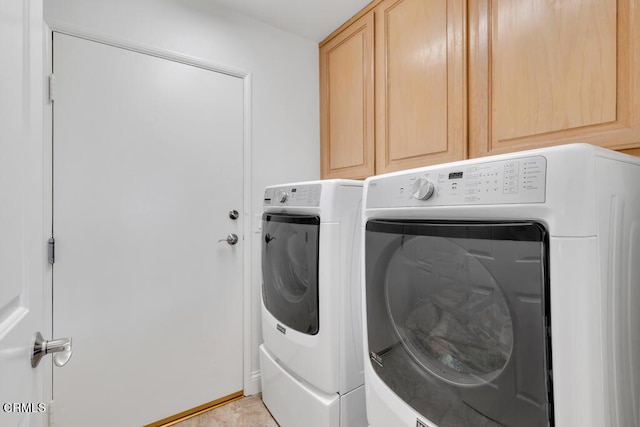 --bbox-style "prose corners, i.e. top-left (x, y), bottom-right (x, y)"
top-left (218, 233), bottom-right (238, 245)
top-left (31, 332), bottom-right (73, 368)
